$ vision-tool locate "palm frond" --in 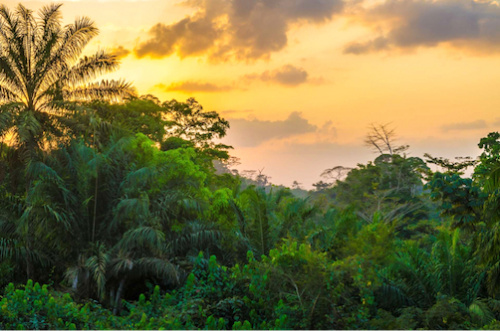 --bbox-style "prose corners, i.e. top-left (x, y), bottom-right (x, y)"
top-left (134, 257), bottom-right (179, 284)
top-left (377, 283), bottom-right (412, 310)
top-left (85, 242), bottom-right (109, 298)
top-left (0, 238), bottom-right (48, 267)
top-left (167, 221), bottom-right (222, 256)
top-left (116, 225), bottom-right (165, 255)
top-left (65, 79), bottom-right (135, 102)
top-left (112, 195), bottom-right (150, 229)
top-left (64, 51), bottom-right (119, 87)
top-left (109, 254), bottom-right (134, 277)
top-left (37, 4), bottom-right (62, 33)
top-left (469, 298), bottom-right (495, 326)
top-left (485, 166), bottom-right (500, 193)
top-left (58, 16), bottom-right (99, 63)
top-left (0, 4), bottom-right (133, 157)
